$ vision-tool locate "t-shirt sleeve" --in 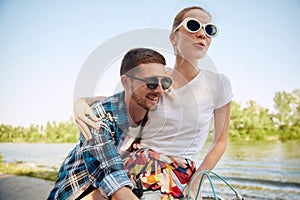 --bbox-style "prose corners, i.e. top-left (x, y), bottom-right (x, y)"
top-left (214, 73), bottom-right (233, 109)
